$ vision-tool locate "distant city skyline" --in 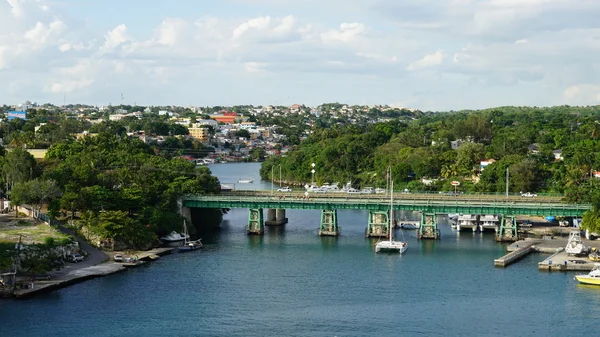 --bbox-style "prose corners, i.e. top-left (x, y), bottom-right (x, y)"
top-left (1, 0), bottom-right (600, 111)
